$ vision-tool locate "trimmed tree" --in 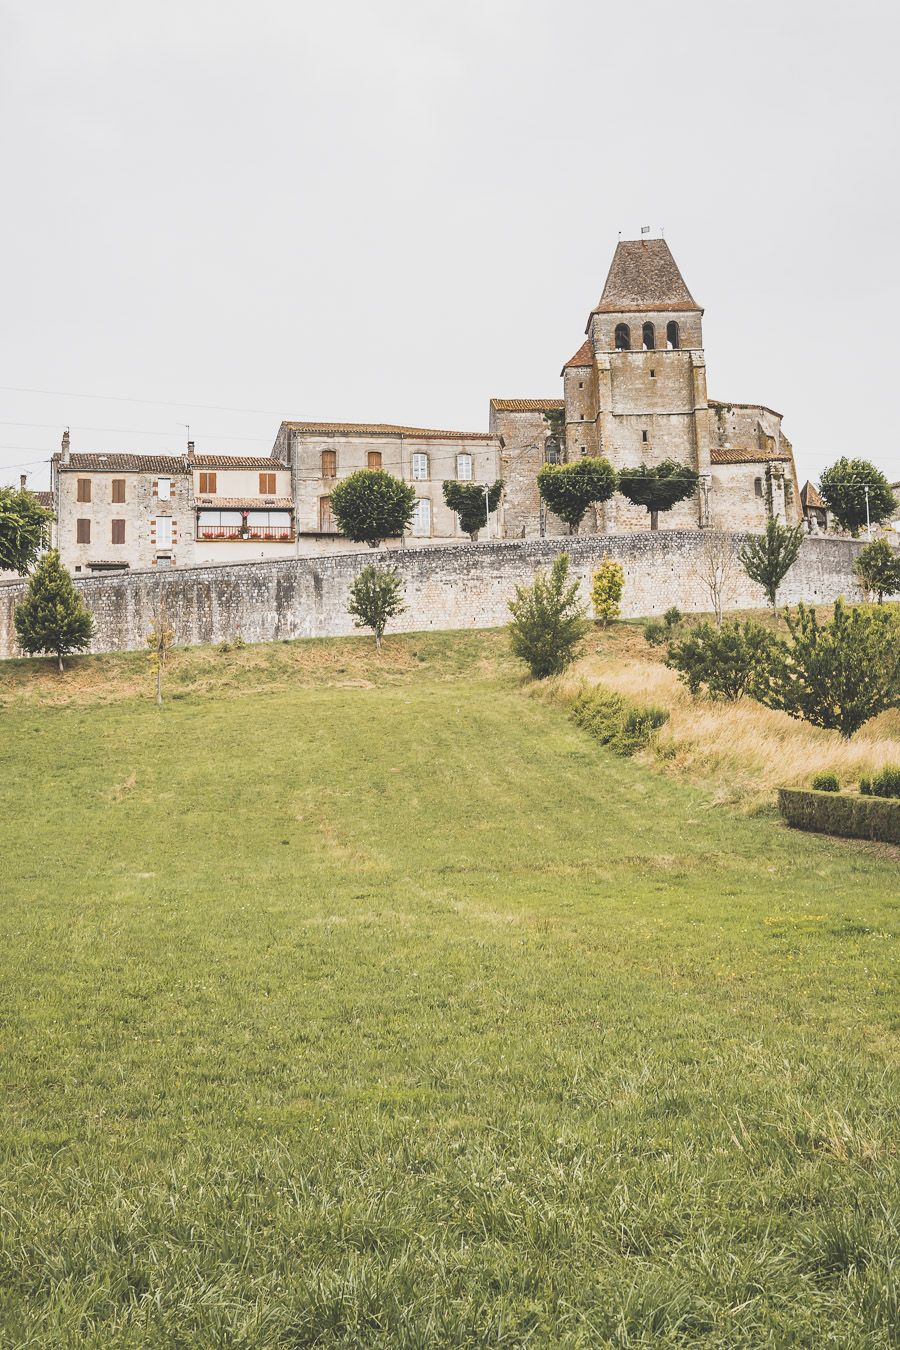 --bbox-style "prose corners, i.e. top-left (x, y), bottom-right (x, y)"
top-left (442, 480), bottom-right (503, 541)
top-left (738, 517), bottom-right (804, 609)
top-left (0, 485), bottom-right (53, 575)
top-left (754, 599), bottom-right (900, 738)
top-left (347, 564), bottom-right (406, 649)
top-left (818, 458), bottom-right (897, 537)
top-left (537, 457), bottom-right (617, 533)
top-left (590, 558), bottom-right (625, 626)
top-left (330, 469), bottom-right (416, 547)
top-left (507, 552), bottom-right (589, 678)
top-left (616, 460), bottom-right (699, 531)
top-left (14, 550), bottom-right (94, 671)
top-left (853, 536), bottom-right (900, 603)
